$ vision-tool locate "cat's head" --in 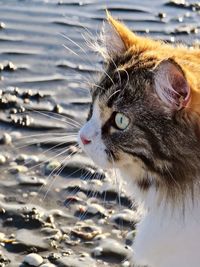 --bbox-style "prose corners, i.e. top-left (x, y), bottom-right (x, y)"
top-left (78, 13), bottom-right (200, 195)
